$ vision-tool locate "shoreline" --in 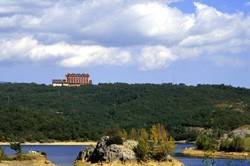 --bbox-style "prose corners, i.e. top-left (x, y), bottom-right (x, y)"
top-left (181, 148), bottom-right (250, 160)
top-left (0, 141), bottom-right (97, 146)
top-left (0, 141), bottom-right (190, 146)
